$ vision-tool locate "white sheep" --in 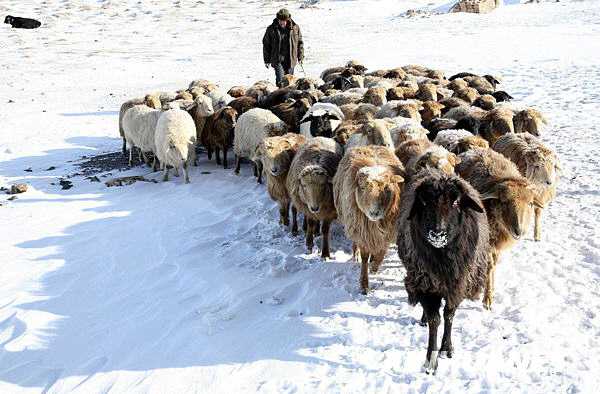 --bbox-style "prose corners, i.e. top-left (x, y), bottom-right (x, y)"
top-left (233, 108), bottom-right (288, 182)
top-left (206, 89), bottom-right (233, 111)
top-left (154, 109), bottom-right (197, 183)
top-left (433, 129), bottom-right (474, 151)
top-left (122, 104), bottom-right (163, 168)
